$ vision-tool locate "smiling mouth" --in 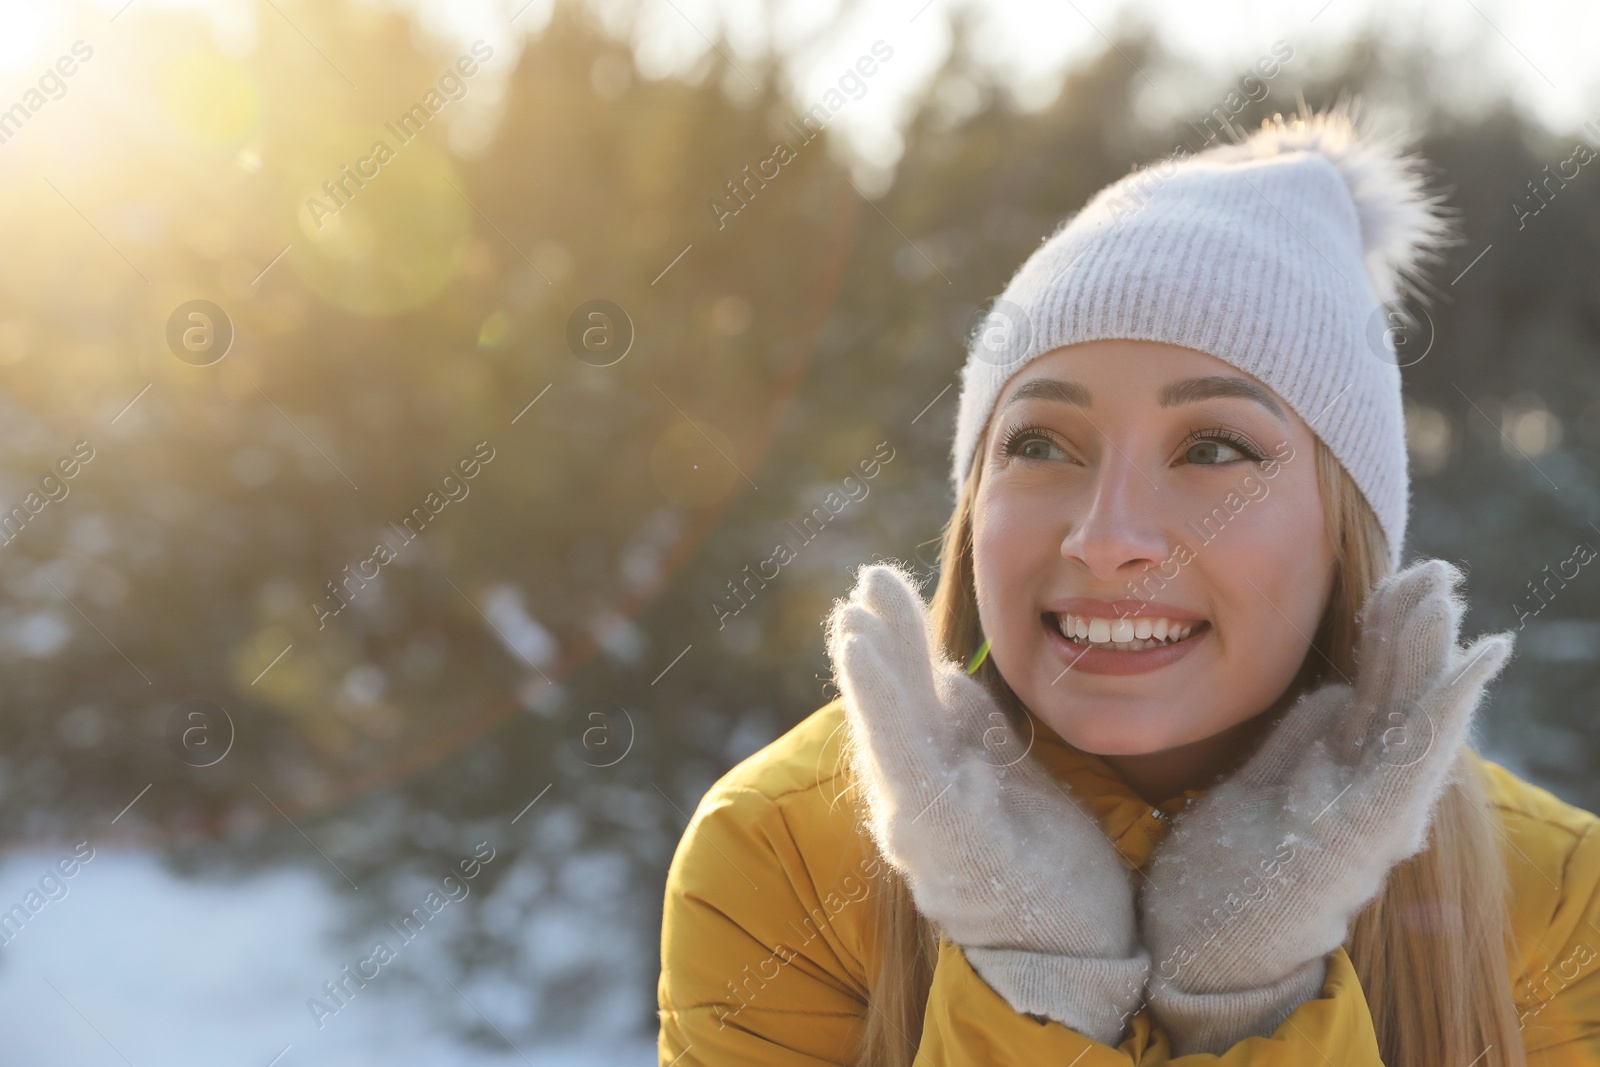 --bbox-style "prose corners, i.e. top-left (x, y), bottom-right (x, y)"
top-left (1042, 612), bottom-right (1211, 652)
